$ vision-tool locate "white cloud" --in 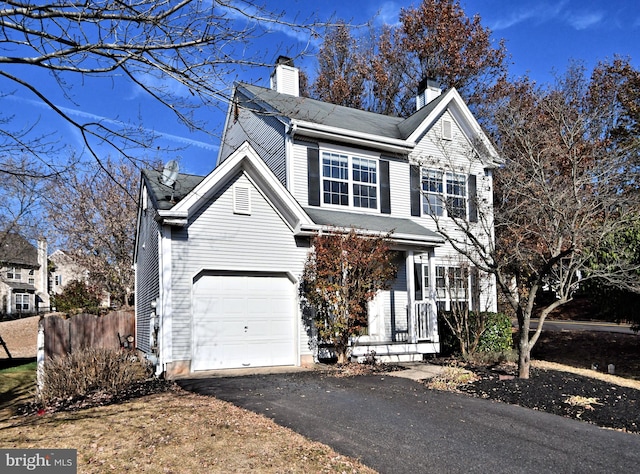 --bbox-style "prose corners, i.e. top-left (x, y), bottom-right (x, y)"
top-left (566, 11), bottom-right (604, 30)
top-left (9, 94), bottom-right (218, 152)
top-left (375, 1), bottom-right (402, 27)
top-left (489, 1), bottom-right (569, 31)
